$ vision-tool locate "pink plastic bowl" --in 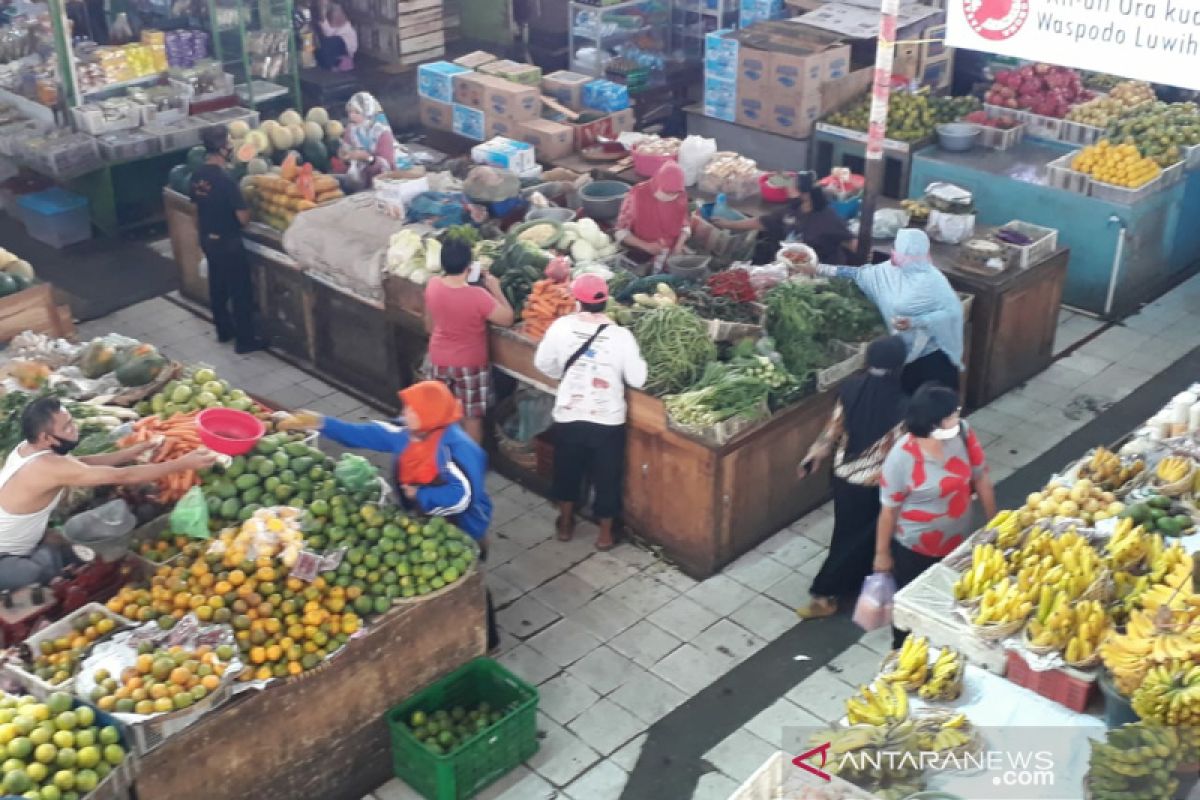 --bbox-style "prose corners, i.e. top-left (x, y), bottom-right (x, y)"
top-left (632, 149), bottom-right (678, 179)
top-left (196, 407), bottom-right (266, 456)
